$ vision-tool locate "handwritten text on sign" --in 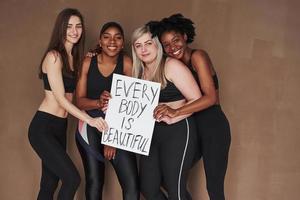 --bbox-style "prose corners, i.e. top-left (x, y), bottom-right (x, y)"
top-left (102, 74), bottom-right (161, 155)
